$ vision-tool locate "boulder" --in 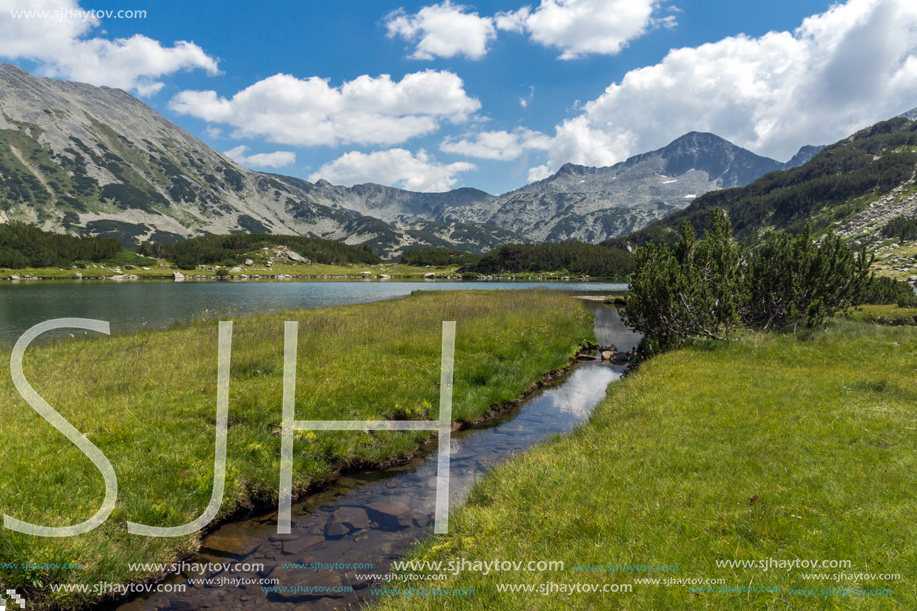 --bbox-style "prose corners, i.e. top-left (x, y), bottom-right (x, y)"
top-left (423, 272), bottom-right (436, 279)
top-left (245, 259), bottom-right (254, 266)
top-left (282, 248), bottom-right (311, 264)
top-left (332, 507), bottom-right (369, 530)
top-left (173, 270), bottom-right (185, 281)
top-left (366, 501), bottom-right (412, 529)
top-left (201, 535), bottom-right (262, 557)
top-left (282, 535), bottom-right (324, 555)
